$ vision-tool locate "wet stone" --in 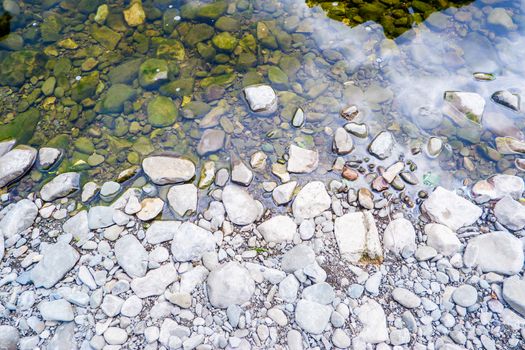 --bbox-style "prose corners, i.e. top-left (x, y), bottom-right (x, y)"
top-left (40, 172), bottom-right (80, 202)
top-left (0, 146), bottom-right (37, 188)
top-left (287, 144), bottom-right (319, 174)
top-left (368, 131), bottom-right (394, 160)
top-left (142, 156), bottom-right (195, 185)
top-left (197, 129), bottom-right (225, 156)
top-left (491, 90), bottom-right (520, 112)
top-left (243, 84), bottom-right (278, 114)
